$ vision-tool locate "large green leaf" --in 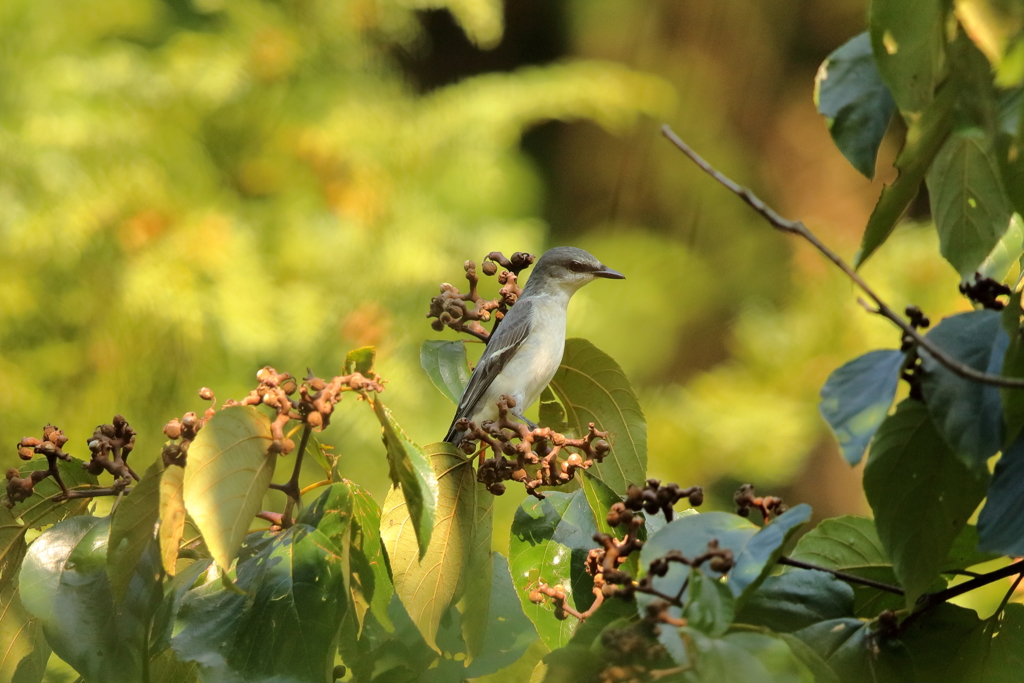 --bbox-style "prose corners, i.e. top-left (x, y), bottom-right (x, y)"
top-left (457, 480), bottom-right (495, 660)
top-left (927, 129), bottom-right (1014, 277)
top-left (815, 32), bottom-right (897, 178)
top-left (0, 582), bottom-right (50, 683)
top-left (182, 406), bottom-right (274, 570)
top-left (373, 398), bottom-right (438, 558)
top-left (978, 435), bottom-right (1024, 556)
top-left (864, 399), bottom-right (989, 604)
top-left (735, 571), bottom-right (855, 633)
top-left (380, 443), bottom-right (475, 652)
top-left (172, 524), bottom-right (348, 683)
top-left (420, 340), bottom-right (471, 404)
top-left (856, 82), bottom-right (956, 267)
top-left (819, 349), bottom-right (905, 466)
top-left (958, 603), bottom-right (1024, 682)
top-left (729, 504), bottom-right (812, 600)
top-left (919, 310), bottom-right (1007, 470)
top-left (869, 0), bottom-right (944, 114)
top-left (680, 629), bottom-right (814, 682)
top-left (546, 338), bottom-right (646, 494)
top-left (683, 570), bottom-right (734, 638)
top-left (158, 464), bottom-right (186, 576)
top-left (0, 456), bottom-right (97, 589)
top-left (108, 459), bottom-right (164, 601)
top-left (509, 489), bottom-right (599, 650)
top-left (19, 516), bottom-right (164, 683)
top-left (978, 212), bottom-right (1024, 281)
top-left (349, 481), bottom-right (394, 631)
